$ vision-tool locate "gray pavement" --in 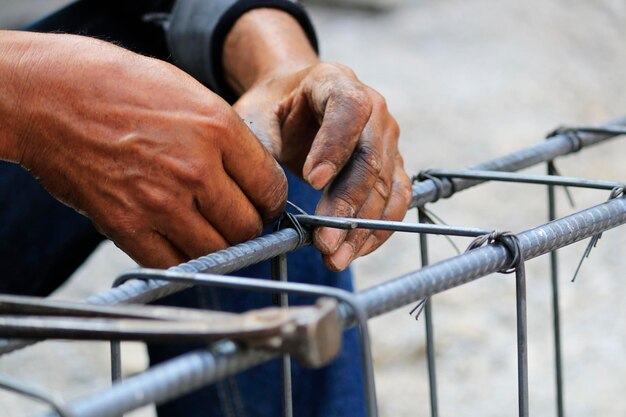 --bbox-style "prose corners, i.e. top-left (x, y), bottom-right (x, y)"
top-left (0, 1), bottom-right (625, 416)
